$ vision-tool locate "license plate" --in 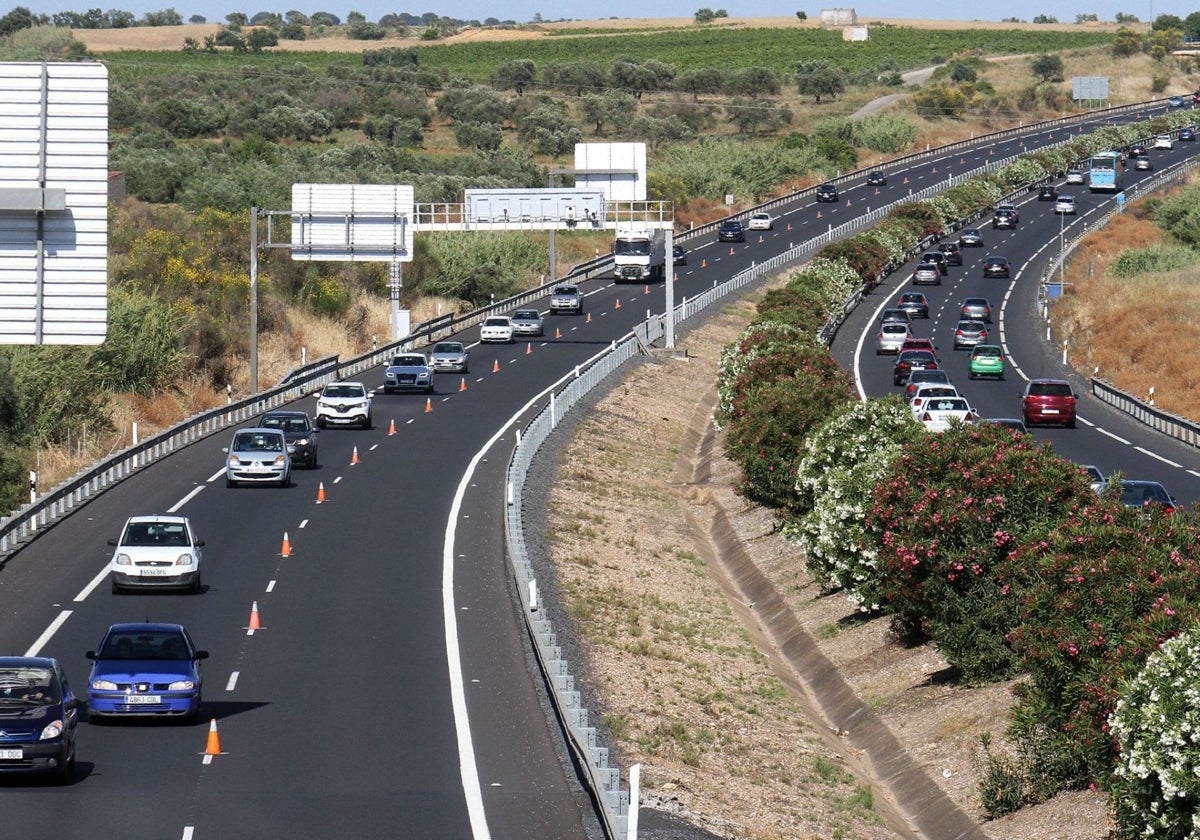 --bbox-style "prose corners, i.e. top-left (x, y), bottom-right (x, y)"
top-left (0, 748), bottom-right (22, 759)
top-left (1042, 409), bottom-right (1059, 414)
top-left (140, 569), bottom-right (169, 576)
top-left (125, 695), bottom-right (161, 704)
